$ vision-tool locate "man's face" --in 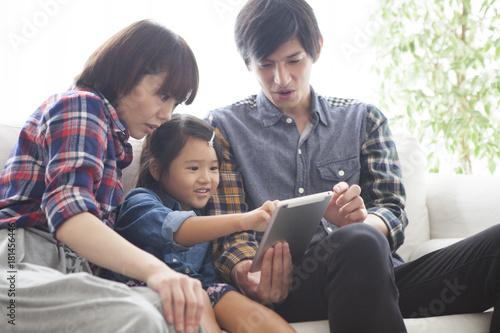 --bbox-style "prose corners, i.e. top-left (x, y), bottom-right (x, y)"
top-left (248, 37), bottom-right (319, 116)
